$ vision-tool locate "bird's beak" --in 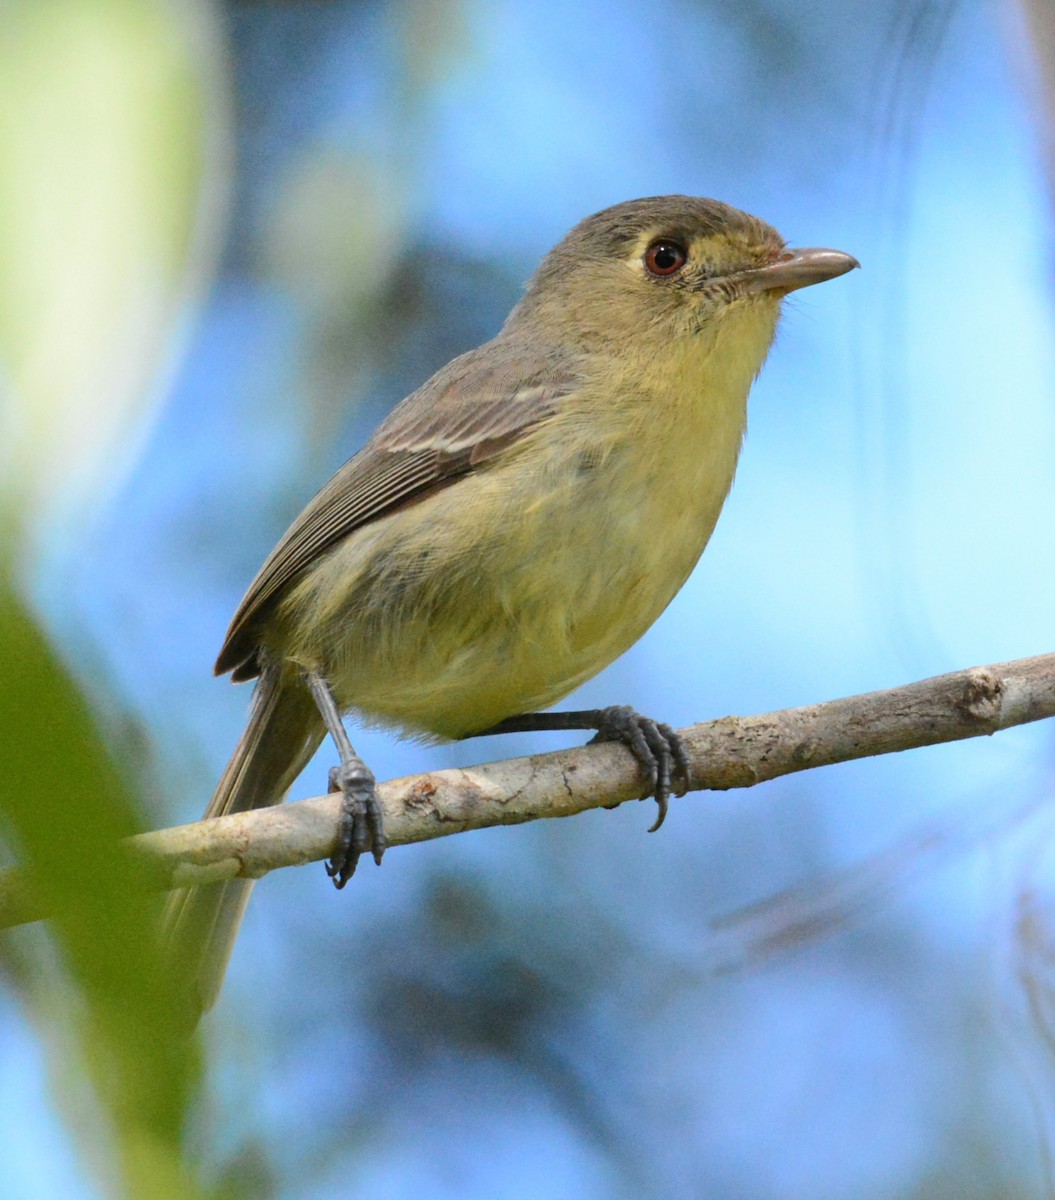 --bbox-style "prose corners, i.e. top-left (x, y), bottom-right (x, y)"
top-left (742, 247), bottom-right (859, 295)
